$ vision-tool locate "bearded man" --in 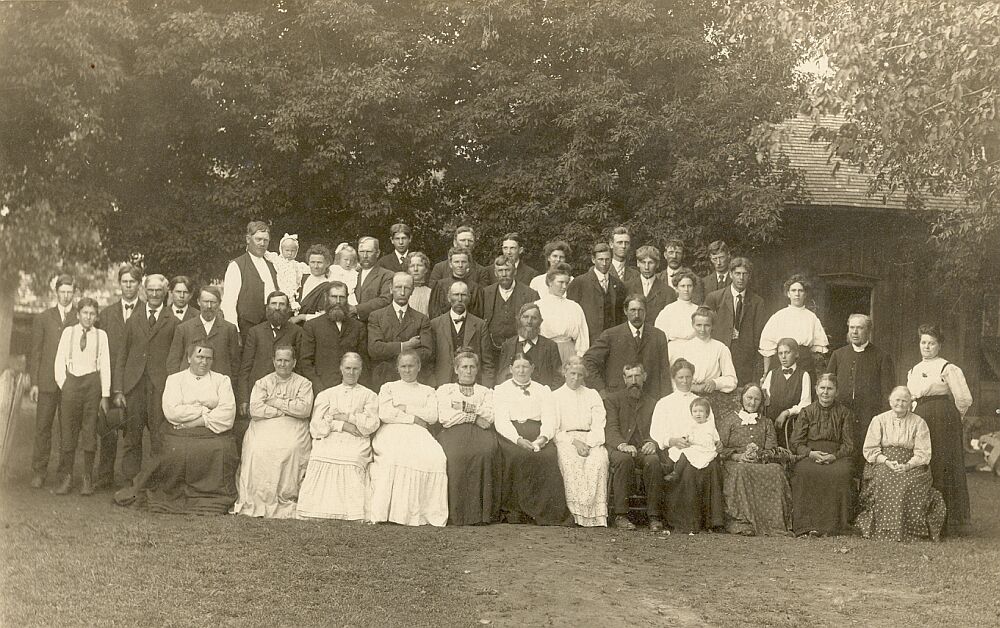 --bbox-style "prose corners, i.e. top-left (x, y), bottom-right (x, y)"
top-left (300, 281), bottom-right (368, 392)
